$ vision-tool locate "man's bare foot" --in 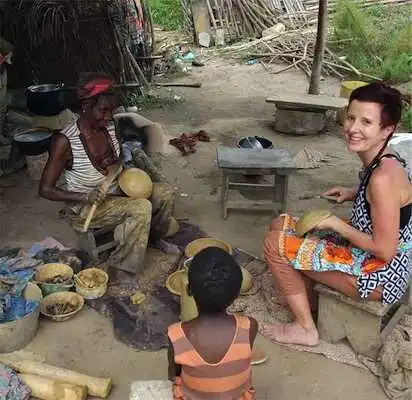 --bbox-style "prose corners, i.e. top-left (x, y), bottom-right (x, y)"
top-left (262, 322), bottom-right (319, 347)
